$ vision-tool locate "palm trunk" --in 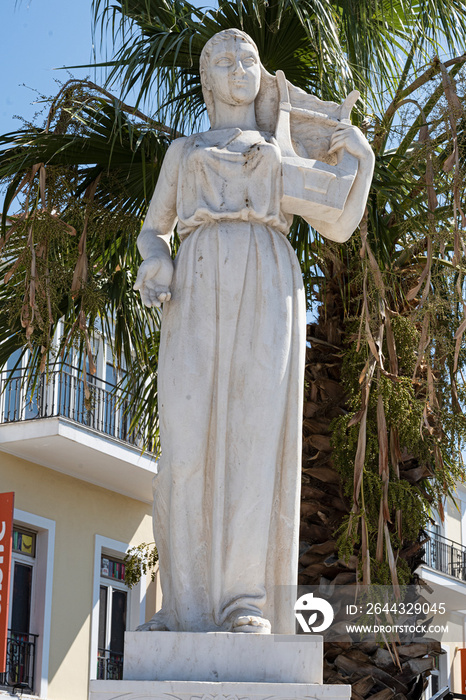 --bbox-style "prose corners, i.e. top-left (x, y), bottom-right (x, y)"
top-left (300, 273), bottom-right (440, 700)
